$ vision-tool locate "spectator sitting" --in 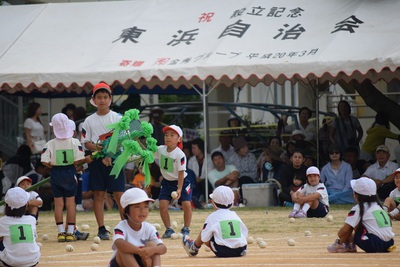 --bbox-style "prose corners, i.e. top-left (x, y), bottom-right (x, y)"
top-left (320, 144), bottom-right (354, 204)
top-left (289, 176), bottom-right (304, 196)
top-left (211, 130), bottom-right (236, 165)
top-left (227, 116), bottom-right (247, 139)
top-left (361, 111), bottom-right (400, 162)
top-left (208, 151), bottom-right (240, 205)
top-left (281, 140), bottom-right (296, 165)
top-left (188, 138), bottom-right (214, 202)
top-left (285, 107), bottom-right (316, 143)
top-left (231, 137), bottom-right (258, 202)
top-left (278, 148), bottom-right (307, 206)
top-left (318, 114), bottom-right (334, 166)
top-left (363, 145), bottom-right (398, 200)
top-left (291, 130), bottom-right (317, 163)
top-left (343, 146), bottom-right (370, 179)
top-left (259, 146), bottom-right (286, 182)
